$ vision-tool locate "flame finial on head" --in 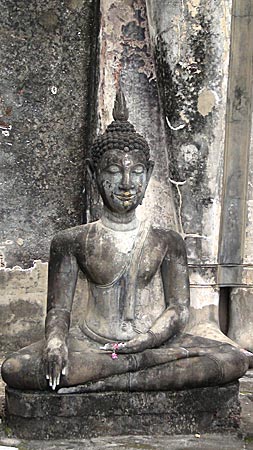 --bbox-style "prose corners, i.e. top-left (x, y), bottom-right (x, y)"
top-left (91, 88), bottom-right (150, 167)
top-left (112, 88), bottom-right (129, 122)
